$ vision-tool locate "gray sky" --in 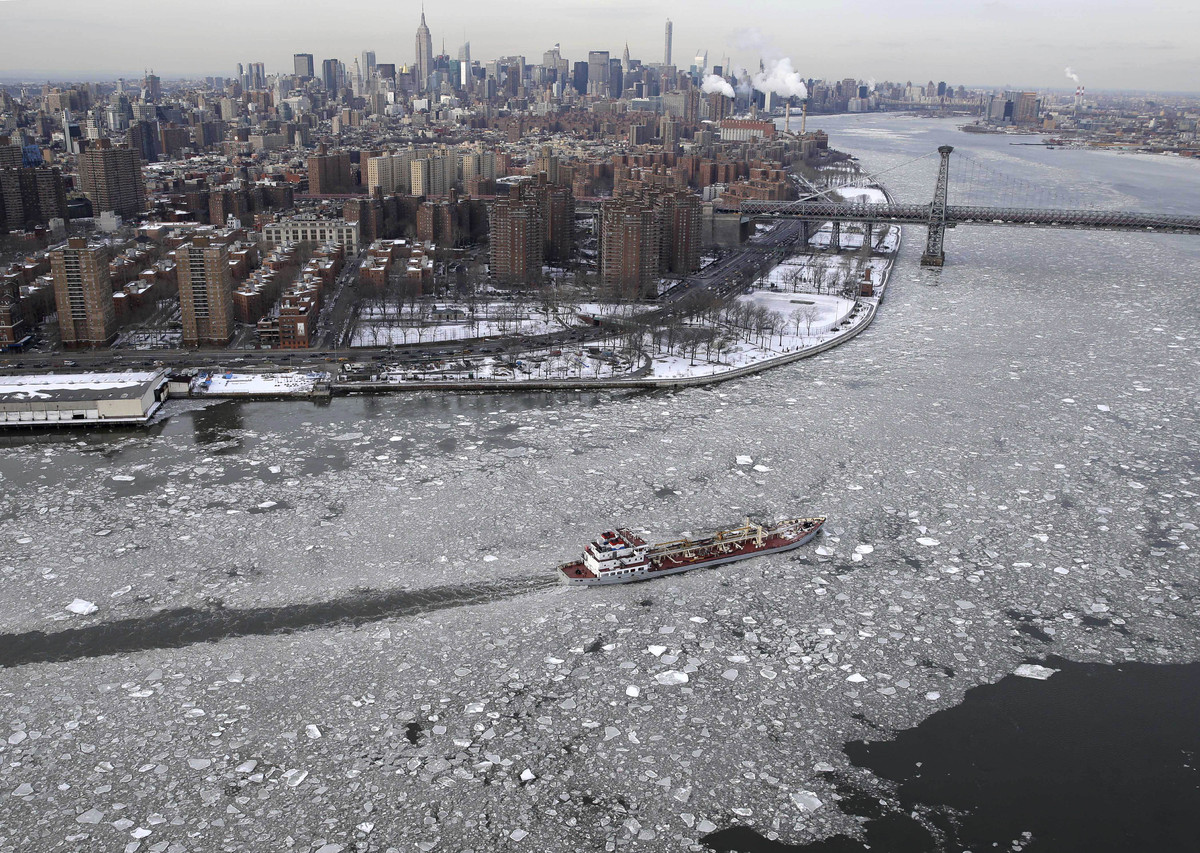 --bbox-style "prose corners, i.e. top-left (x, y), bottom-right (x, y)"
top-left (1, 0), bottom-right (1196, 91)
